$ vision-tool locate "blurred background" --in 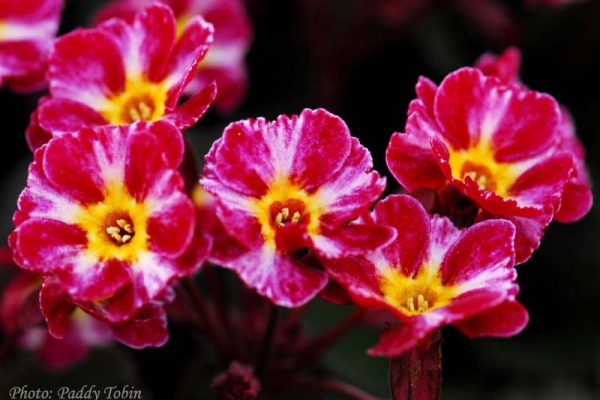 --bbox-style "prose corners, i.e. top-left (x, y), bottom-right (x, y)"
top-left (1, 0), bottom-right (600, 399)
